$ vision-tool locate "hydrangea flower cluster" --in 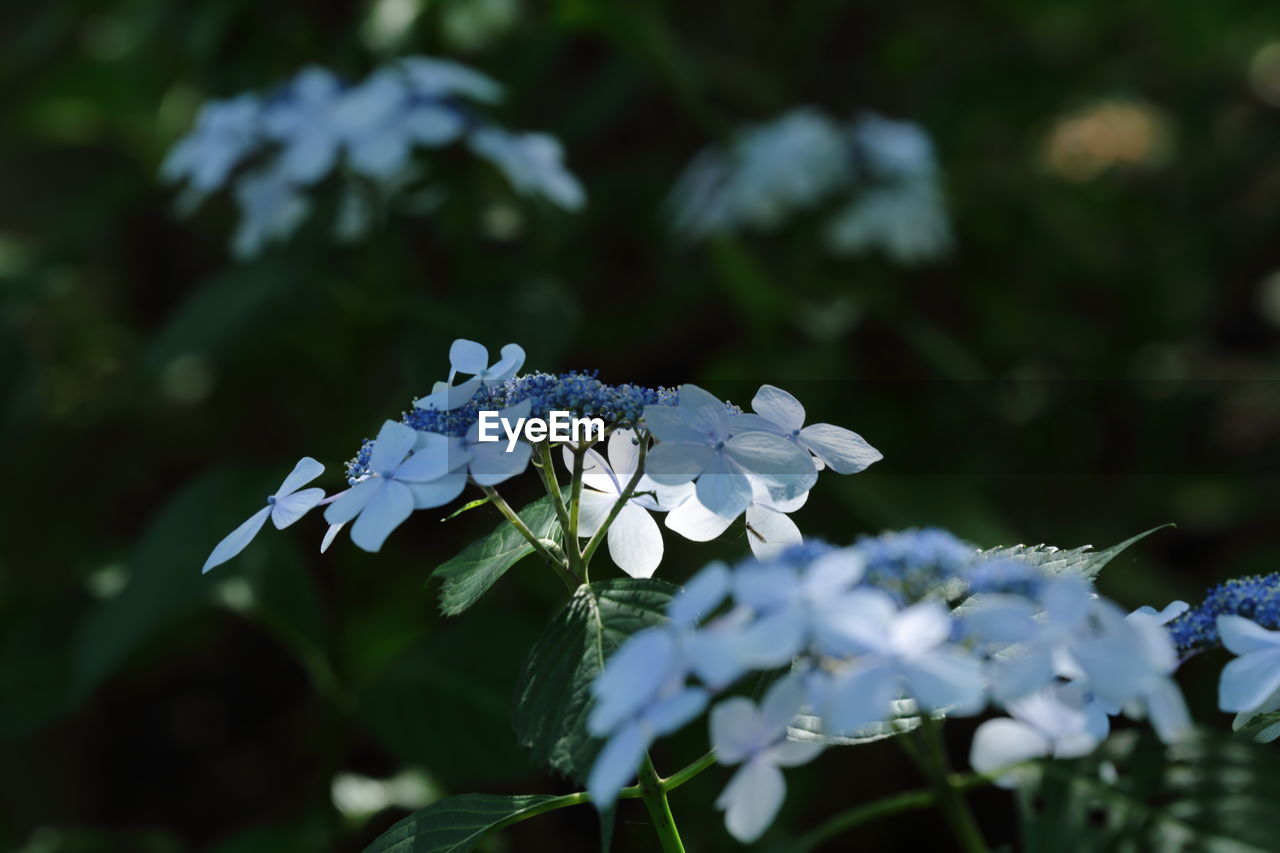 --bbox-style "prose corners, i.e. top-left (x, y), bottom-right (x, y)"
top-left (1160, 573), bottom-right (1280, 742)
top-left (669, 109), bottom-right (952, 264)
top-left (163, 57), bottom-right (584, 257)
top-left (585, 531), bottom-right (1193, 842)
top-left (202, 339), bottom-right (880, 574)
